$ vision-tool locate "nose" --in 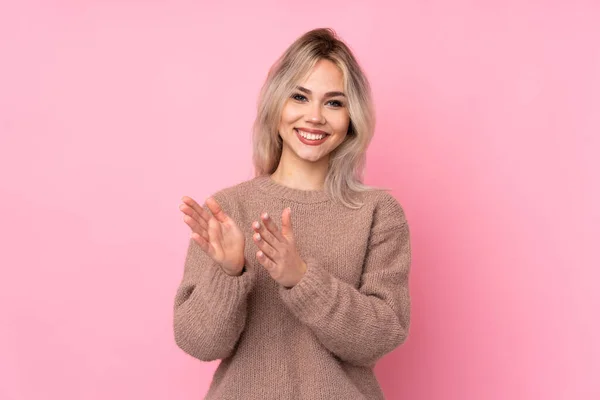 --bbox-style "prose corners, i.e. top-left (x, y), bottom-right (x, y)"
top-left (306, 103), bottom-right (325, 124)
